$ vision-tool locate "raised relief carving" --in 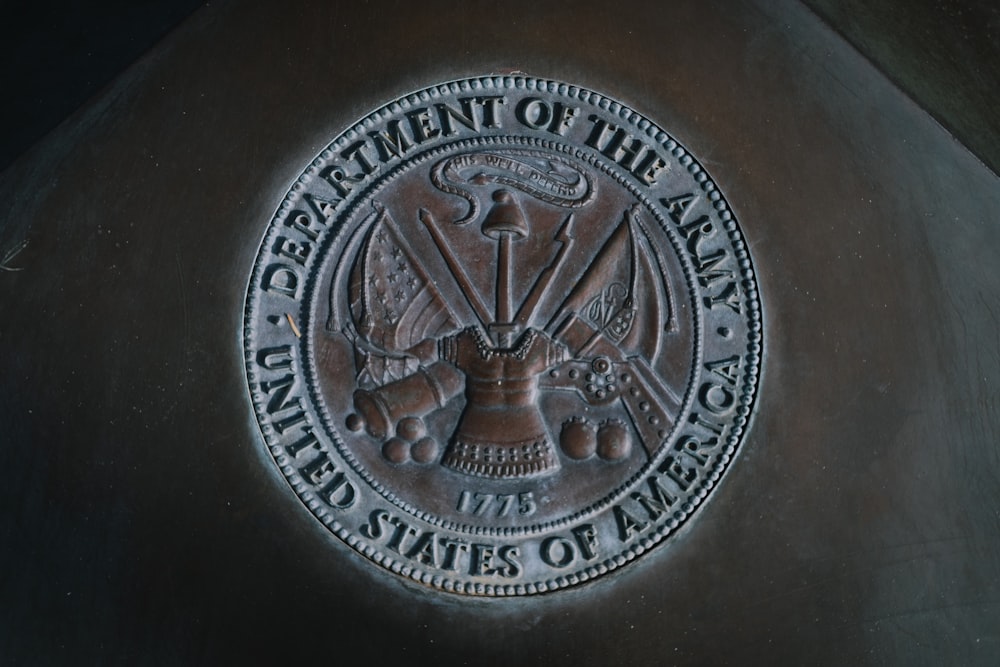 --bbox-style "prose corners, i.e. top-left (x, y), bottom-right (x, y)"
top-left (244, 77), bottom-right (761, 595)
top-left (335, 150), bottom-right (676, 481)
